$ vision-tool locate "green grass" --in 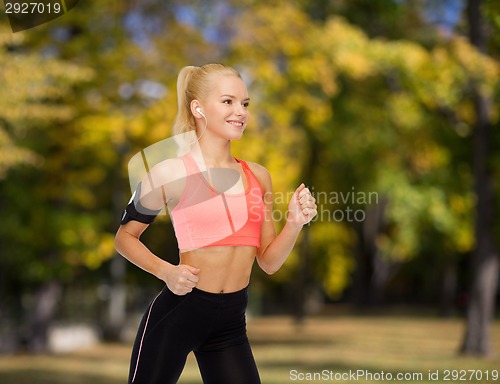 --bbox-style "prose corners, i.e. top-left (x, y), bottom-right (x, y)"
top-left (0, 315), bottom-right (498, 384)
